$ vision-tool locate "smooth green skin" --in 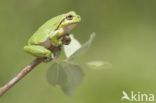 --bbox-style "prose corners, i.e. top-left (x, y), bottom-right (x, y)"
top-left (24, 11), bottom-right (81, 58)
